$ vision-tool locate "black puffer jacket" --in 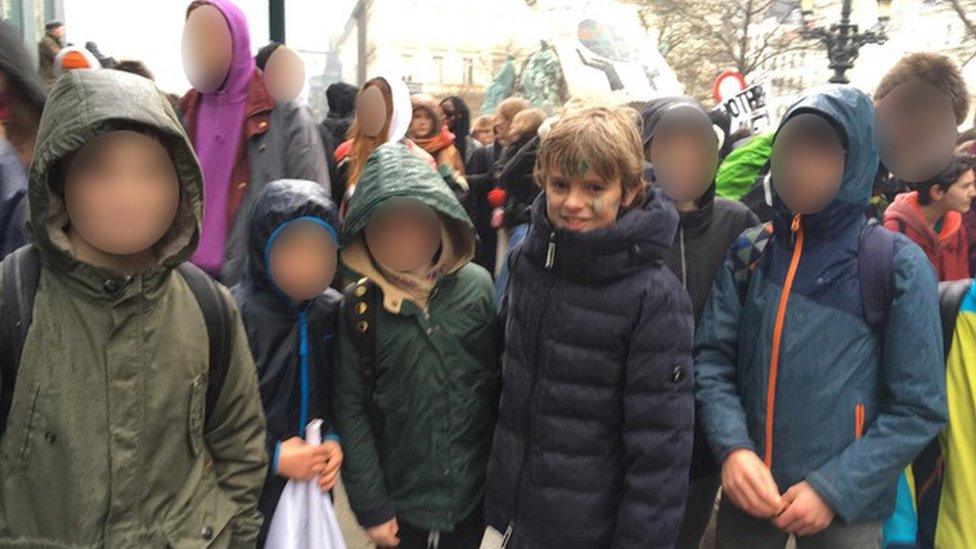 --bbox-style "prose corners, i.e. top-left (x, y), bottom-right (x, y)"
top-left (485, 190), bottom-right (695, 548)
top-left (229, 179), bottom-right (342, 543)
top-left (497, 134), bottom-right (540, 229)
